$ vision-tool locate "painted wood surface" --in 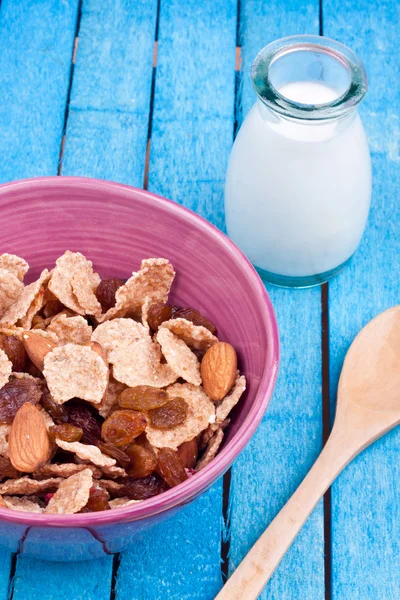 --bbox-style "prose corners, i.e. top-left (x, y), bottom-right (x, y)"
top-left (0, 0), bottom-right (79, 183)
top-left (0, 0), bottom-right (398, 598)
top-left (226, 2), bottom-right (326, 599)
top-left (325, 1), bottom-right (400, 598)
top-left (62, 0), bottom-right (158, 186)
